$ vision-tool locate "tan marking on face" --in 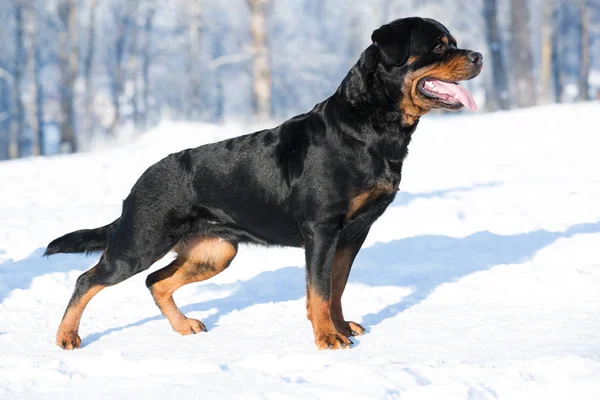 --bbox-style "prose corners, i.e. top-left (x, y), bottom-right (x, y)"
top-left (399, 52), bottom-right (478, 124)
